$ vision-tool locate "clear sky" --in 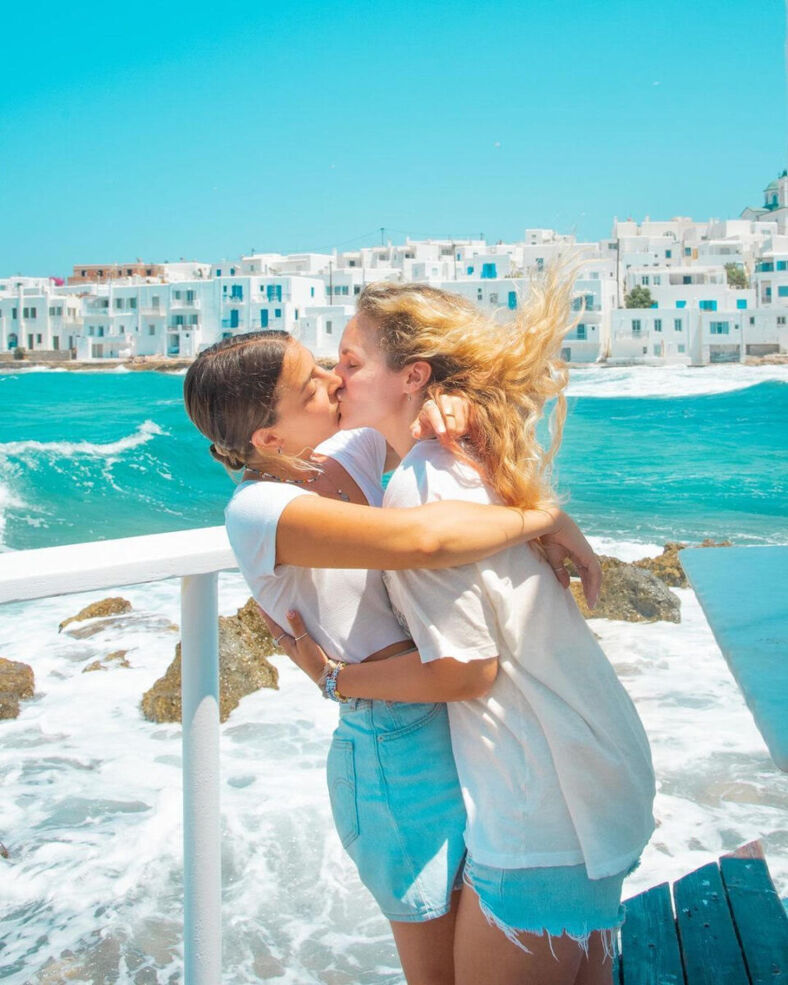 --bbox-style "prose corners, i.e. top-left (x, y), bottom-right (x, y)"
top-left (1, 0), bottom-right (786, 277)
